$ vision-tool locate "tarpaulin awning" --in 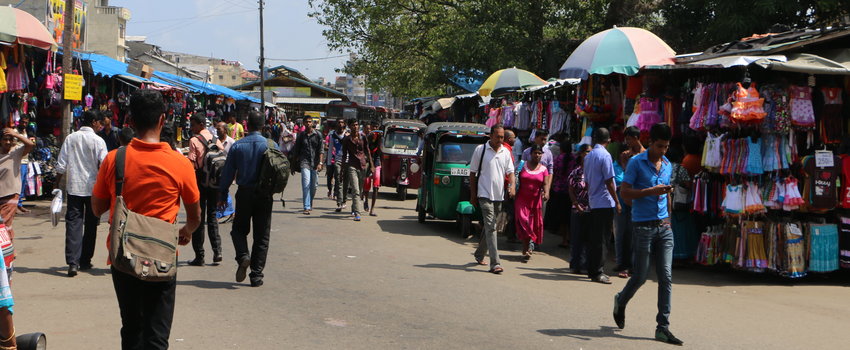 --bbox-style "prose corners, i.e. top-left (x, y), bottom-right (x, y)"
top-left (755, 53), bottom-right (850, 75)
top-left (274, 97), bottom-right (339, 105)
top-left (73, 52), bottom-right (179, 90)
top-left (153, 71), bottom-right (260, 102)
